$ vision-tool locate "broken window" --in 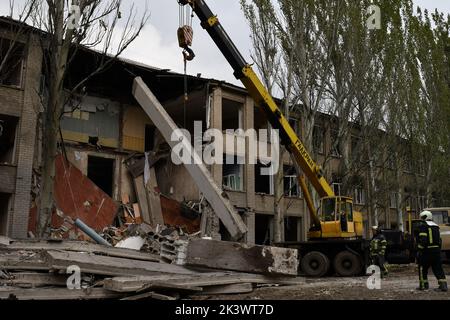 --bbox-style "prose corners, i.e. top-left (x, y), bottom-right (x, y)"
top-left (87, 156), bottom-right (115, 196)
top-left (418, 195), bottom-right (427, 211)
top-left (222, 98), bottom-right (243, 131)
top-left (255, 213), bottom-right (273, 245)
top-left (0, 38), bottom-right (25, 87)
top-left (0, 114), bottom-right (19, 164)
top-left (390, 192), bottom-right (399, 209)
top-left (283, 165), bottom-right (300, 197)
top-left (351, 135), bottom-right (362, 158)
top-left (222, 154), bottom-right (244, 191)
top-left (0, 193), bottom-right (10, 236)
top-left (255, 161), bottom-right (274, 195)
top-left (284, 216), bottom-right (301, 241)
top-left (332, 182), bottom-right (342, 196)
top-left (417, 159), bottom-right (425, 176)
top-left (330, 129), bottom-right (341, 157)
top-left (313, 125), bottom-right (324, 154)
top-left (353, 186), bottom-right (366, 205)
